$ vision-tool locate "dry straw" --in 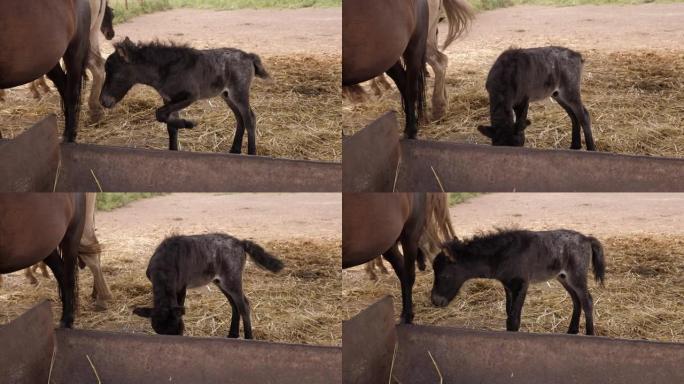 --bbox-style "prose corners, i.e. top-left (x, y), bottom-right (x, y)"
top-left (0, 54), bottom-right (341, 162)
top-left (342, 235), bottom-right (684, 342)
top-left (343, 50), bottom-right (684, 158)
top-left (0, 238), bottom-right (341, 346)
